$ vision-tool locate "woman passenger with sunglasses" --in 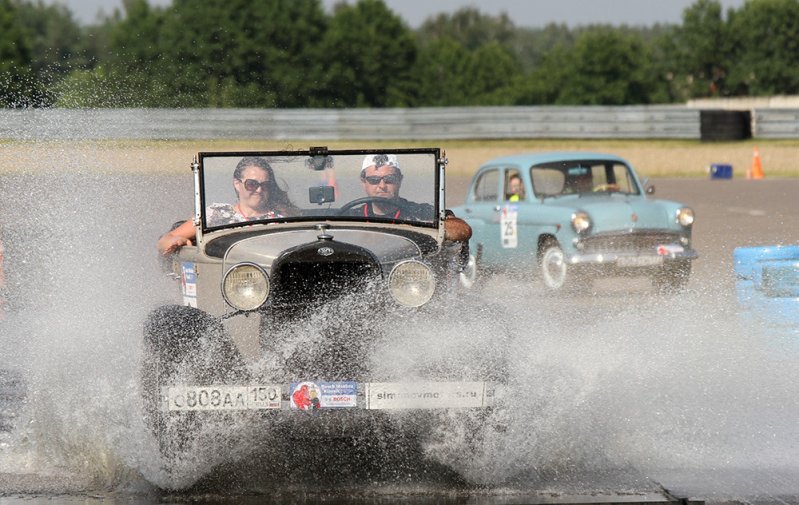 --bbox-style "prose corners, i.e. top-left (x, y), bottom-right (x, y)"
top-left (157, 157), bottom-right (295, 256)
top-left (206, 156), bottom-right (295, 227)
